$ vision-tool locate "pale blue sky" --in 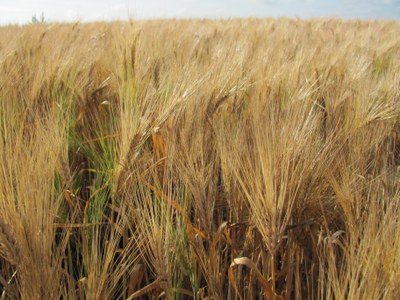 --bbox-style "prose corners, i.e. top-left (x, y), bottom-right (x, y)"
top-left (0, 0), bottom-right (399, 24)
